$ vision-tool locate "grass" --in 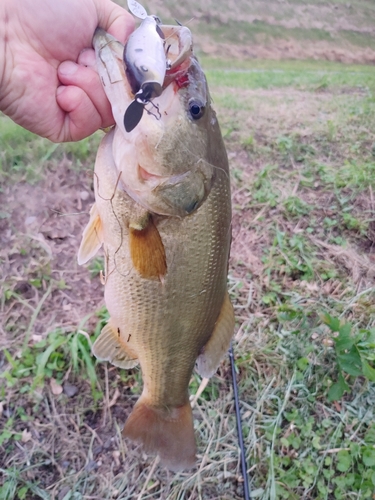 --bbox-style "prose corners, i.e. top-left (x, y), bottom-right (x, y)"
top-left (202, 59), bottom-right (375, 91)
top-left (2, 27), bottom-right (375, 500)
top-left (0, 116), bottom-right (100, 184)
top-left (218, 55), bottom-right (375, 498)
